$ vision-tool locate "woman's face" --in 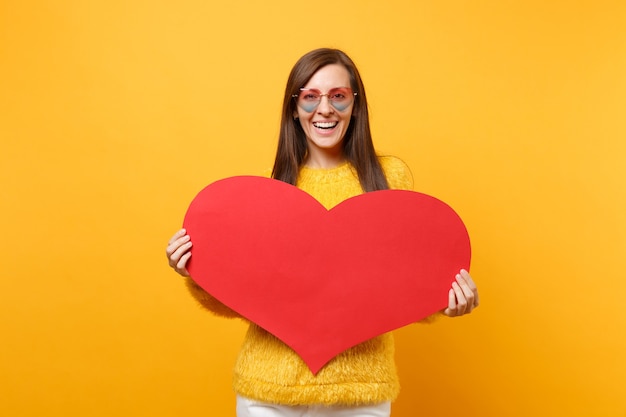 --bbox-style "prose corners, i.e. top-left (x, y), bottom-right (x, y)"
top-left (294, 64), bottom-right (355, 166)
